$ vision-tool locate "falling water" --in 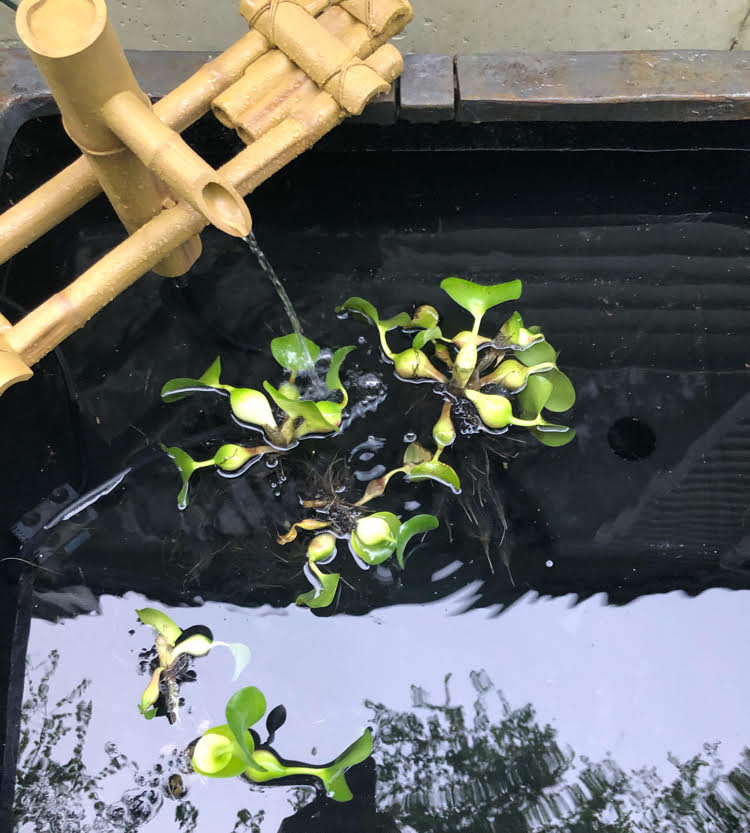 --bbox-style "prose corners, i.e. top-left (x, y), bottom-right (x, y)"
top-left (243, 232), bottom-right (319, 379)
